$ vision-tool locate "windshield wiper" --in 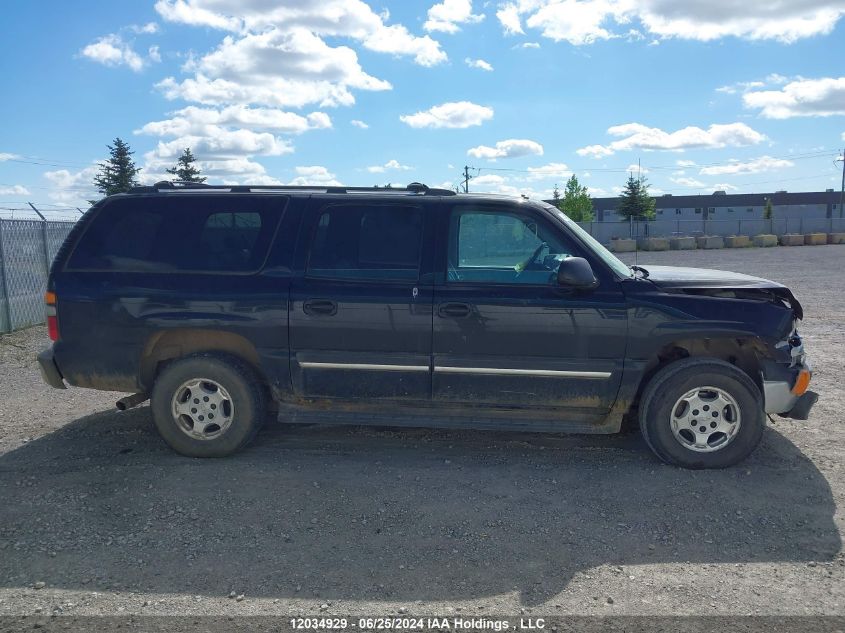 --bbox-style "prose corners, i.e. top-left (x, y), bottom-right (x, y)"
top-left (630, 265), bottom-right (650, 278)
